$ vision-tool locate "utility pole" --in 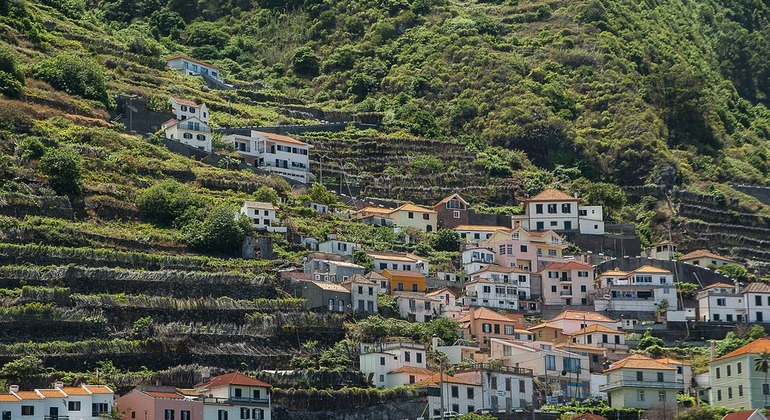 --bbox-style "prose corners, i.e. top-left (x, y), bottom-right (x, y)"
top-left (439, 357), bottom-right (445, 420)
